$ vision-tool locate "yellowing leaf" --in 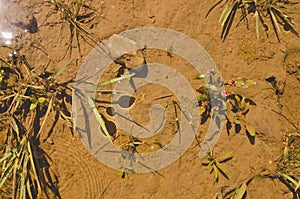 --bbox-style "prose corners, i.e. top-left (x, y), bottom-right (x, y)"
top-left (246, 124), bottom-right (256, 136)
top-left (213, 165), bottom-right (218, 181)
top-left (199, 106), bottom-right (206, 115)
top-left (38, 97), bottom-right (46, 104)
top-left (30, 102), bottom-right (37, 110)
top-left (233, 116), bottom-right (241, 124)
